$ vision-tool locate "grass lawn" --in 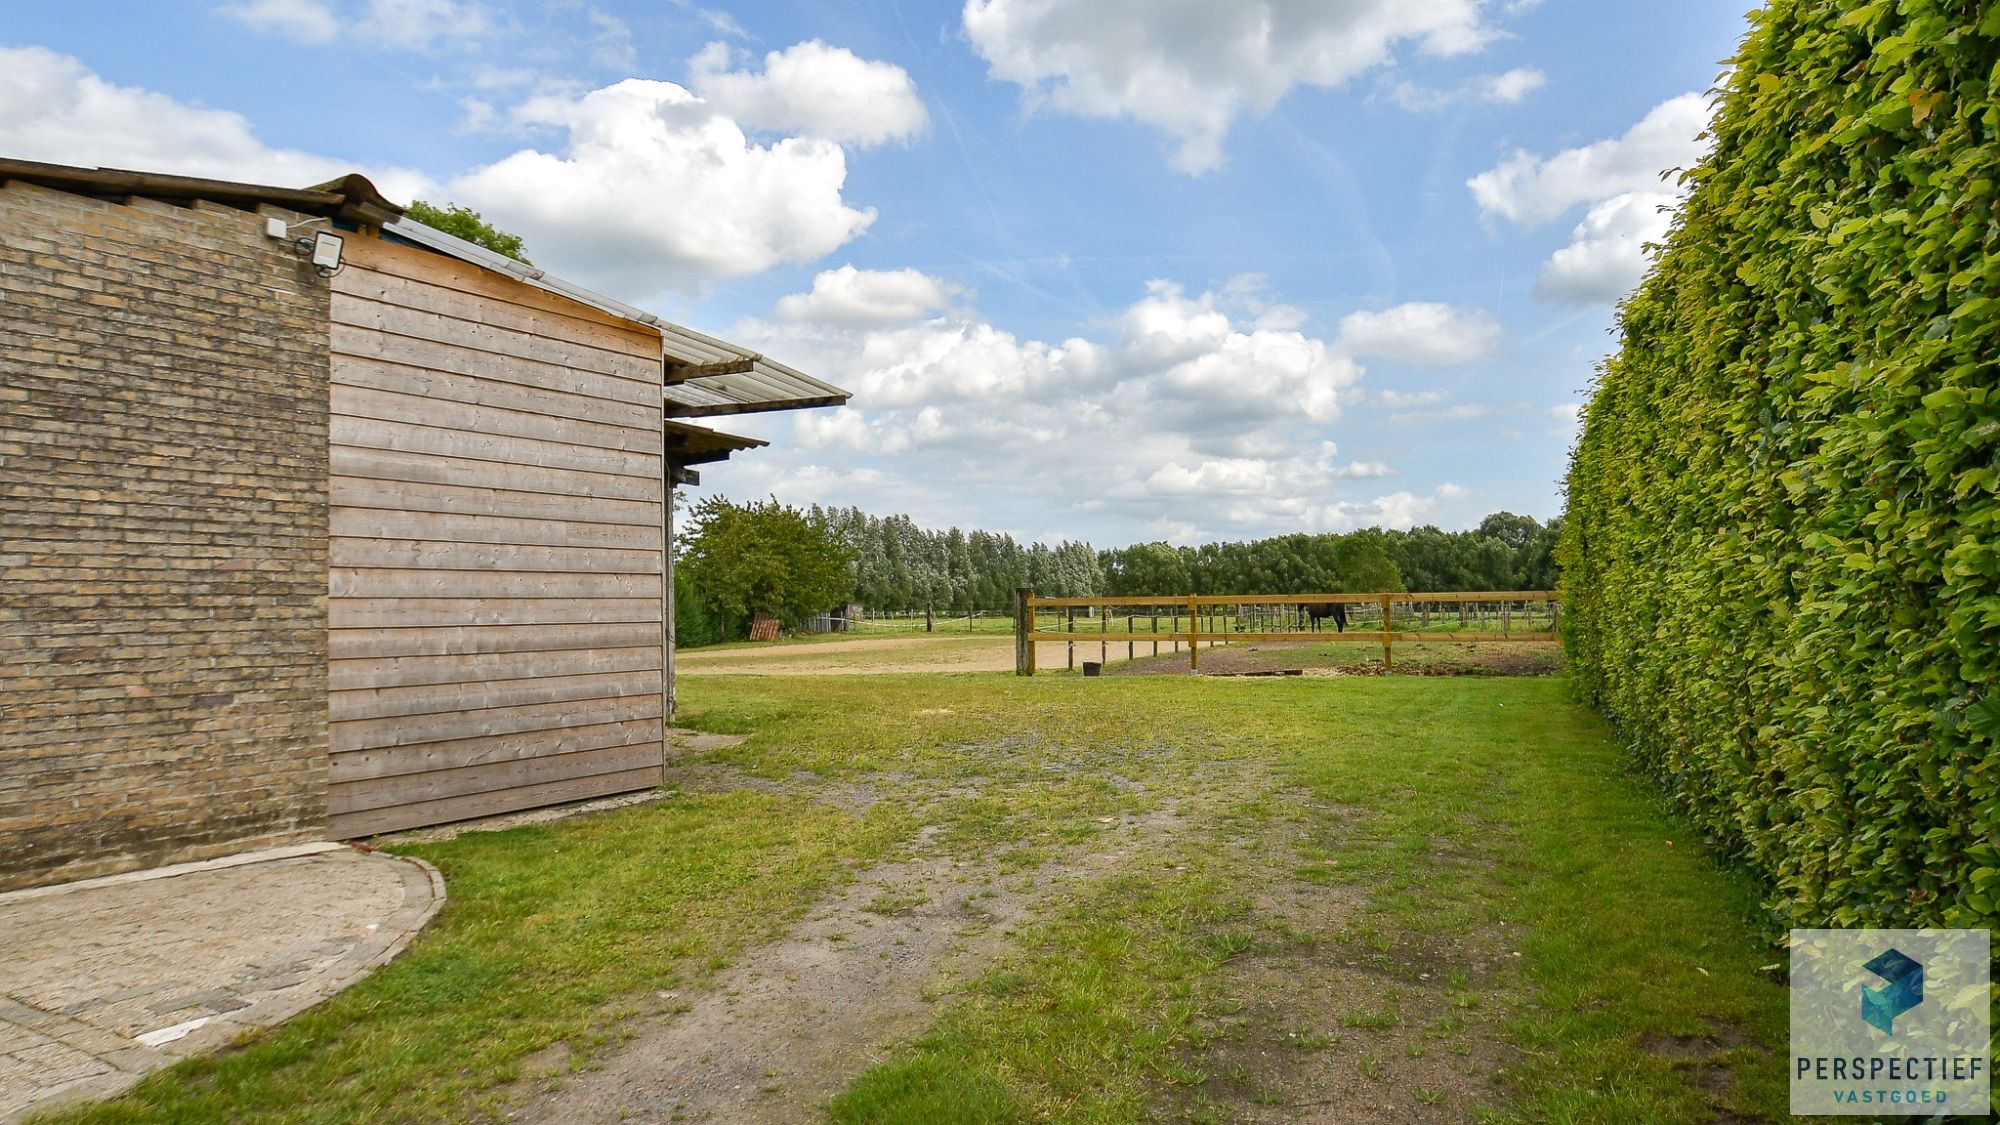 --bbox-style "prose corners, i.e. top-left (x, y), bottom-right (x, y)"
top-left (41, 672), bottom-right (1792, 1124)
